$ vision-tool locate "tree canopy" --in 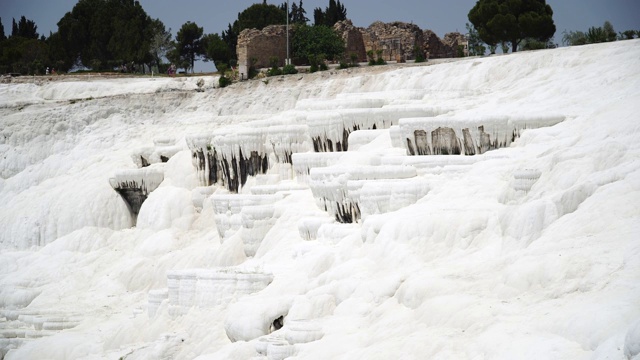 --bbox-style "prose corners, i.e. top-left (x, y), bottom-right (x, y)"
top-left (466, 23), bottom-right (486, 56)
top-left (0, 18), bottom-right (5, 41)
top-left (235, 3), bottom-right (286, 33)
top-left (313, 0), bottom-right (347, 27)
top-left (13, 16), bottom-right (39, 39)
top-left (0, 16), bottom-right (54, 74)
top-left (220, 3), bottom-right (287, 64)
top-left (562, 21), bottom-right (634, 46)
top-left (290, 1), bottom-right (310, 25)
top-left (291, 23), bottom-right (344, 63)
top-left (57, 0), bottom-right (158, 70)
top-left (468, 0), bottom-right (556, 53)
top-left (202, 33), bottom-right (230, 68)
top-left (148, 19), bottom-right (172, 67)
top-left (173, 21), bottom-right (204, 73)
